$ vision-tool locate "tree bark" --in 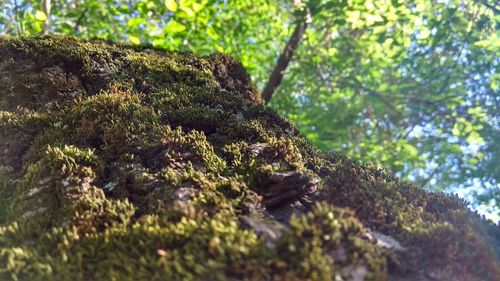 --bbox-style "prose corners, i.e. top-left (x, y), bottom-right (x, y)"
top-left (0, 36), bottom-right (498, 281)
